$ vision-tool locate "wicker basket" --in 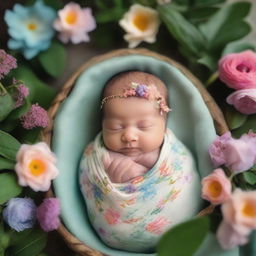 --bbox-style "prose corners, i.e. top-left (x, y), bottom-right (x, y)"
top-left (41, 48), bottom-right (229, 256)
